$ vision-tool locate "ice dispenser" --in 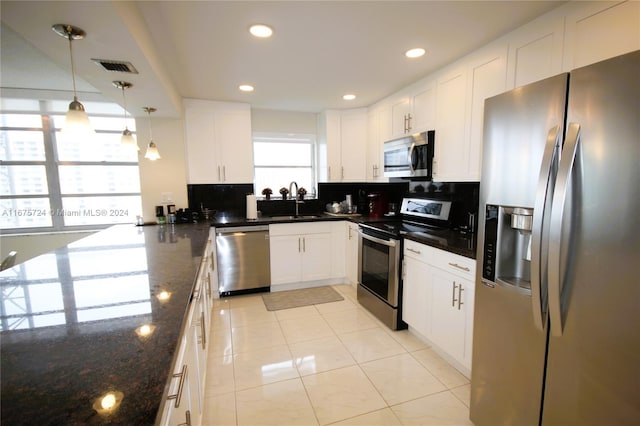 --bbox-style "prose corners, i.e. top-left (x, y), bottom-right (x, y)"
top-left (482, 205), bottom-right (533, 293)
